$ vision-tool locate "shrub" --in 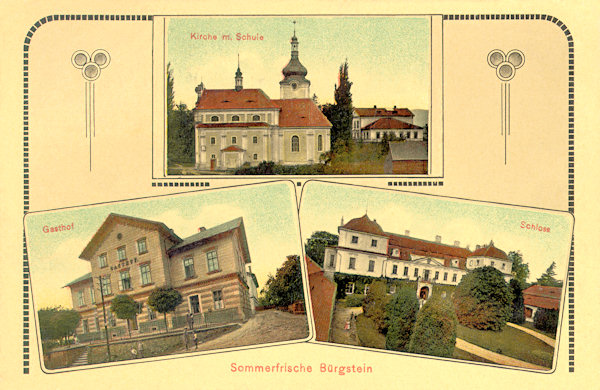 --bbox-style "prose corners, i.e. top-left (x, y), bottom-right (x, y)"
top-left (534, 308), bottom-right (559, 333)
top-left (345, 295), bottom-right (365, 307)
top-left (385, 287), bottom-right (419, 352)
top-left (356, 314), bottom-right (386, 349)
top-left (453, 266), bottom-right (513, 331)
top-left (509, 279), bottom-right (525, 324)
top-left (362, 281), bottom-right (390, 332)
top-left (408, 295), bottom-right (457, 358)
